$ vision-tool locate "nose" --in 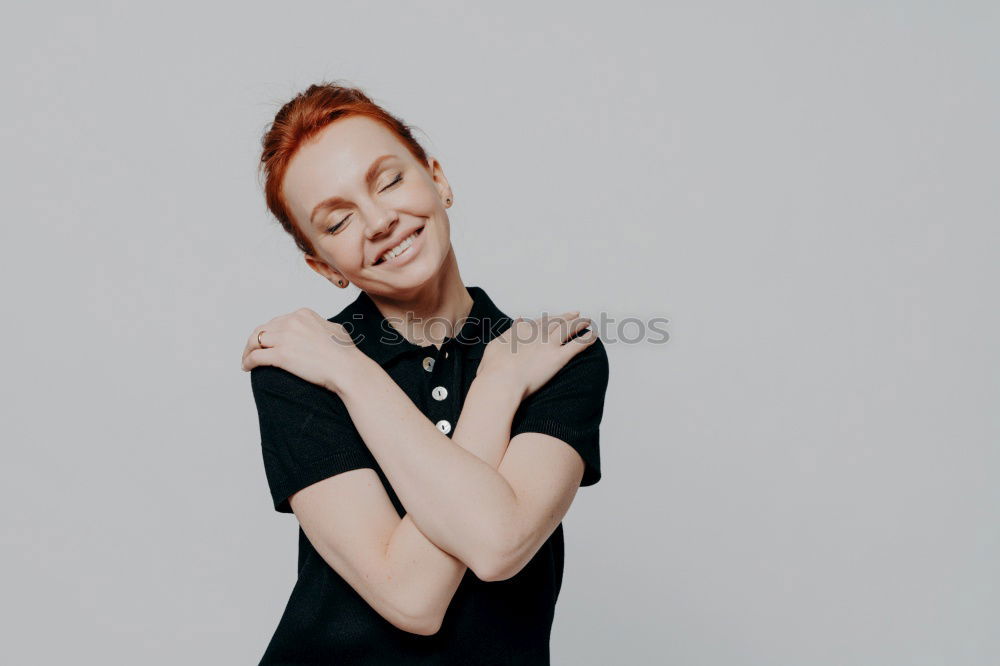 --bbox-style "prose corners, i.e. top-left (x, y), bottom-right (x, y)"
top-left (364, 207), bottom-right (399, 241)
